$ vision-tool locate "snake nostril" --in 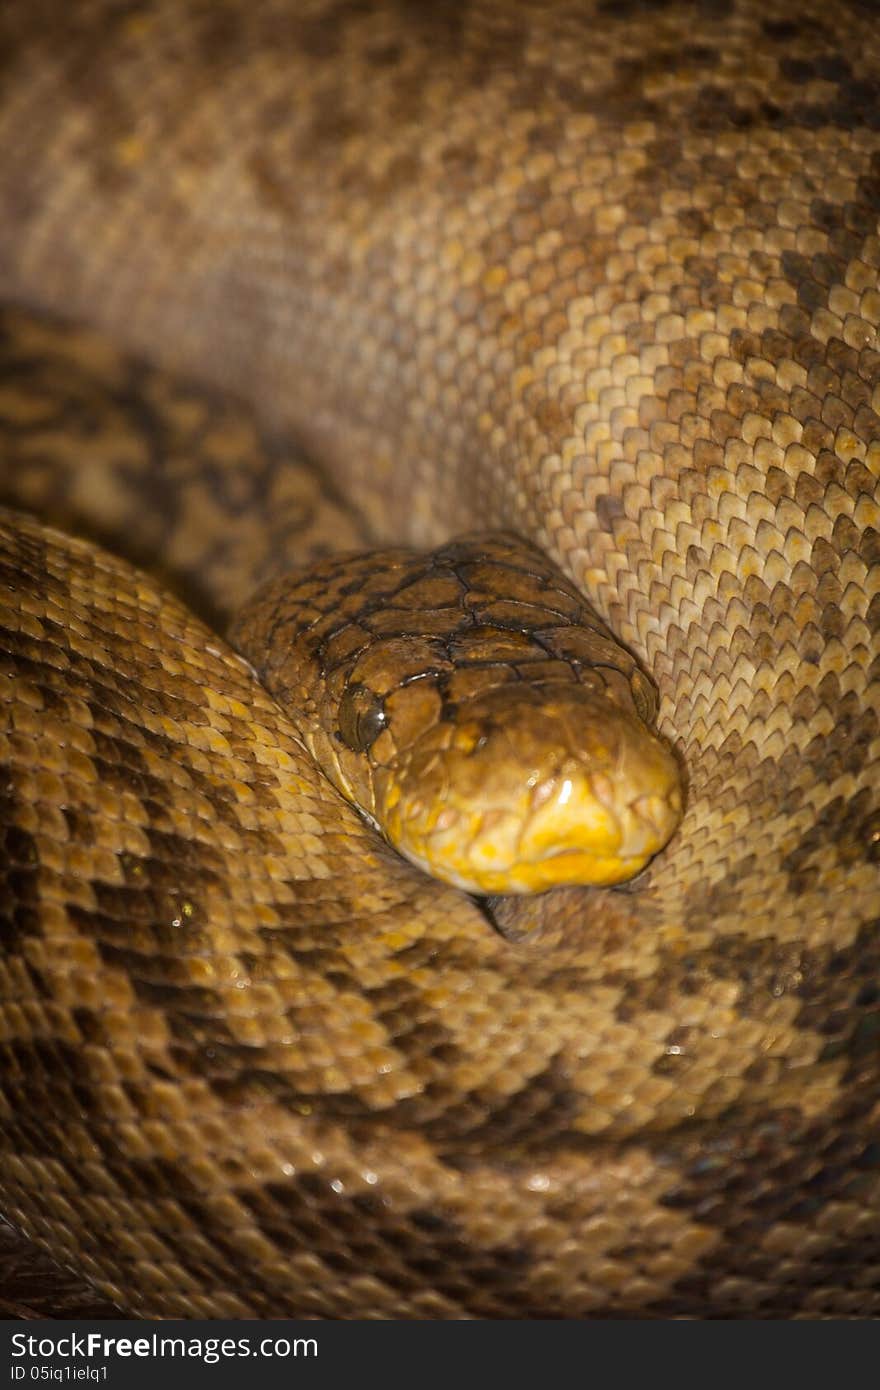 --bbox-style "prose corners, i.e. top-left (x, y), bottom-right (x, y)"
top-left (590, 772), bottom-right (616, 811)
top-left (530, 777), bottom-right (557, 810)
top-left (632, 794), bottom-right (671, 840)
